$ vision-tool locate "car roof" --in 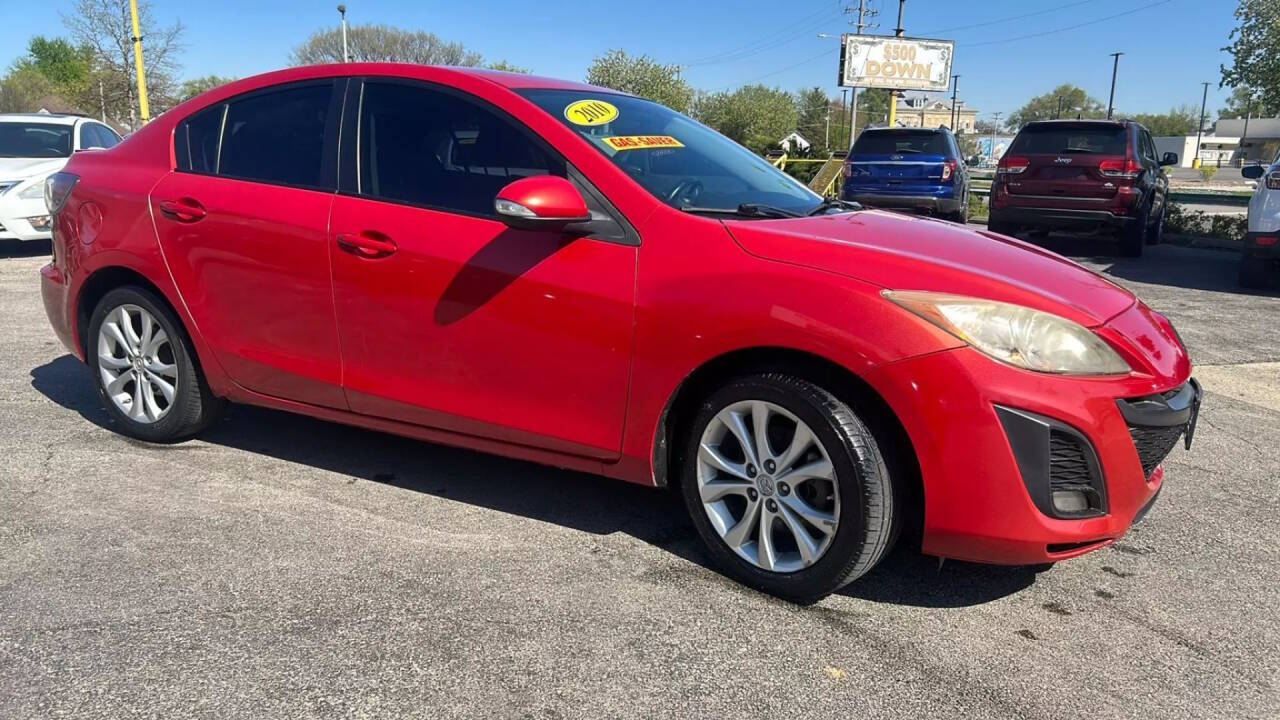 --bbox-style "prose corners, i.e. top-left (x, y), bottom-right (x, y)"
top-left (1022, 119), bottom-right (1128, 128)
top-left (0, 113), bottom-right (82, 126)
top-left (448, 67), bottom-right (626, 94)
top-left (862, 126), bottom-right (949, 134)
